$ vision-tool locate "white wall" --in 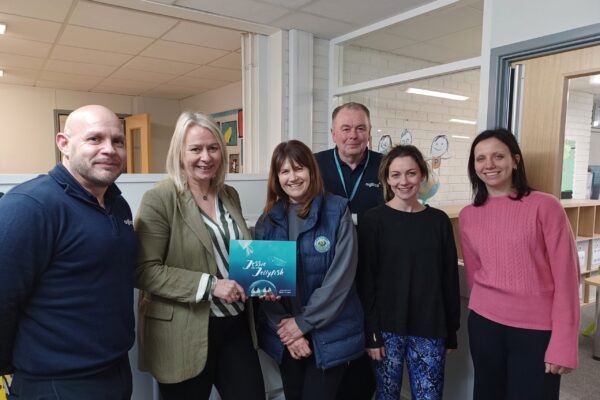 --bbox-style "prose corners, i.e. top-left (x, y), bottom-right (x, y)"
top-left (0, 85), bottom-right (57, 173)
top-left (132, 97), bottom-right (182, 173)
top-left (0, 84), bottom-right (181, 174)
top-left (564, 90), bottom-right (594, 199)
top-left (313, 38), bottom-right (330, 152)
top-left (591, 128), bottom-right (600, 165)
top-left (489, 0), bottom-right (600, 49)
top-left (180, 81), bottom-right (242, 115)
